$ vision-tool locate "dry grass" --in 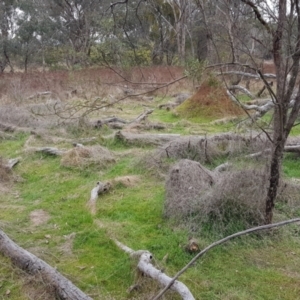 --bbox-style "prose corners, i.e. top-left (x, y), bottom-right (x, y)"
top-left (164, 159), bottom-right (216, 219)
top-left (110, 175), bottom-right (141, 188)
top-left (198, 168), bottom-right (268, 231)
top-left (144, 133), bottom-right (270, 177)
top-left (164, 160), bottom-right (269, 233)
top-left (60, 145), bottom-right (115, 168)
